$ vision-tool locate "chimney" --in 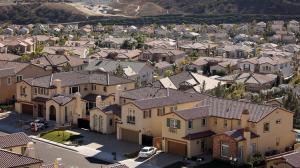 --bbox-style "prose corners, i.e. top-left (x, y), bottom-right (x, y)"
top-left (53, 79), bottom-right (62, 95)
top-left (24, 142), bottom-right (36, 158)
top-left (243, 127), bottom-right (251, 161)
top-left (54, 158), bottom-right (63, 168)
top-left (115, 85), bottom-right (122, 105)
top-left (241, 109), bottom-right (249, 128)
top-left (96, 95), bottom-right (102, 107)
top-left (74, 92), bottom-right (82, 118)
top-left (106, 73), bottom-right (110, 85)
